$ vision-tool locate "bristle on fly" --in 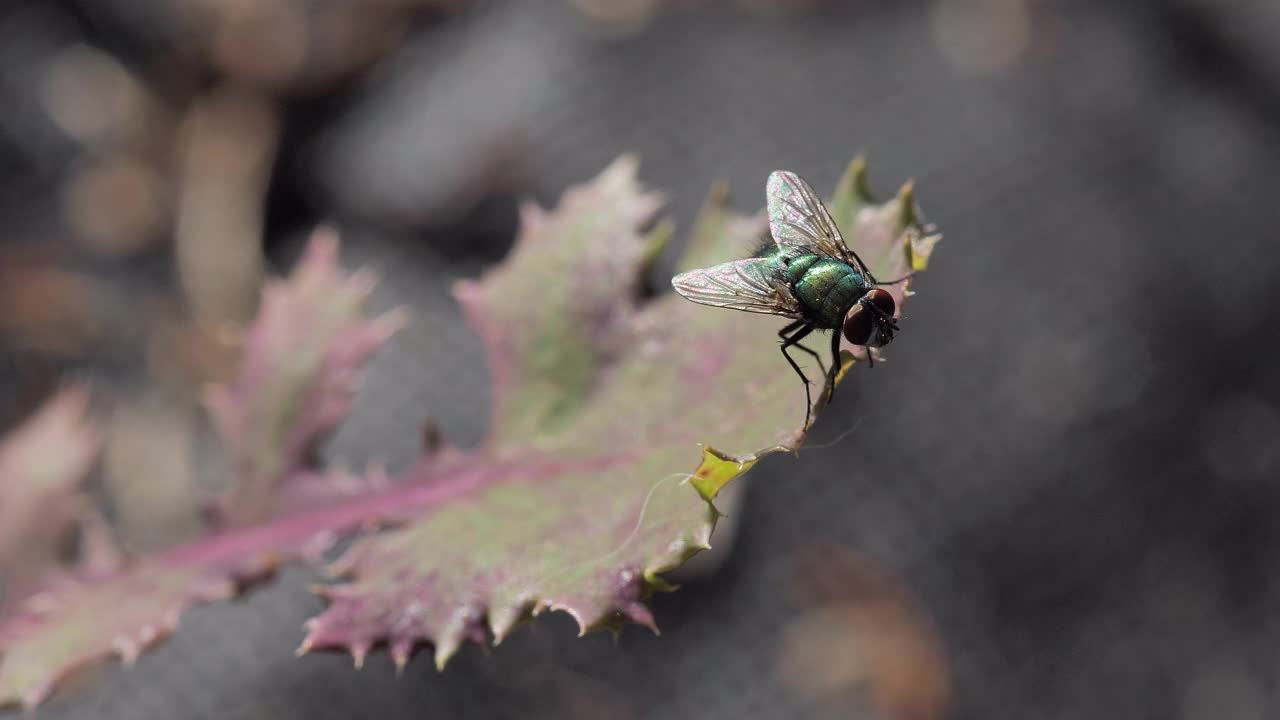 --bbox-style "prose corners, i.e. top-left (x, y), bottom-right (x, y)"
top-left (748, 230), bottom-right (776, 258)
